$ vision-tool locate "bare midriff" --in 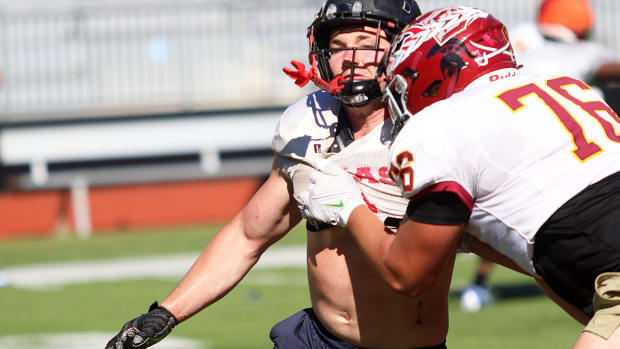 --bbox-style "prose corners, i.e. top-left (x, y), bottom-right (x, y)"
top-left (306, 226), bottom-right (453, 349)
